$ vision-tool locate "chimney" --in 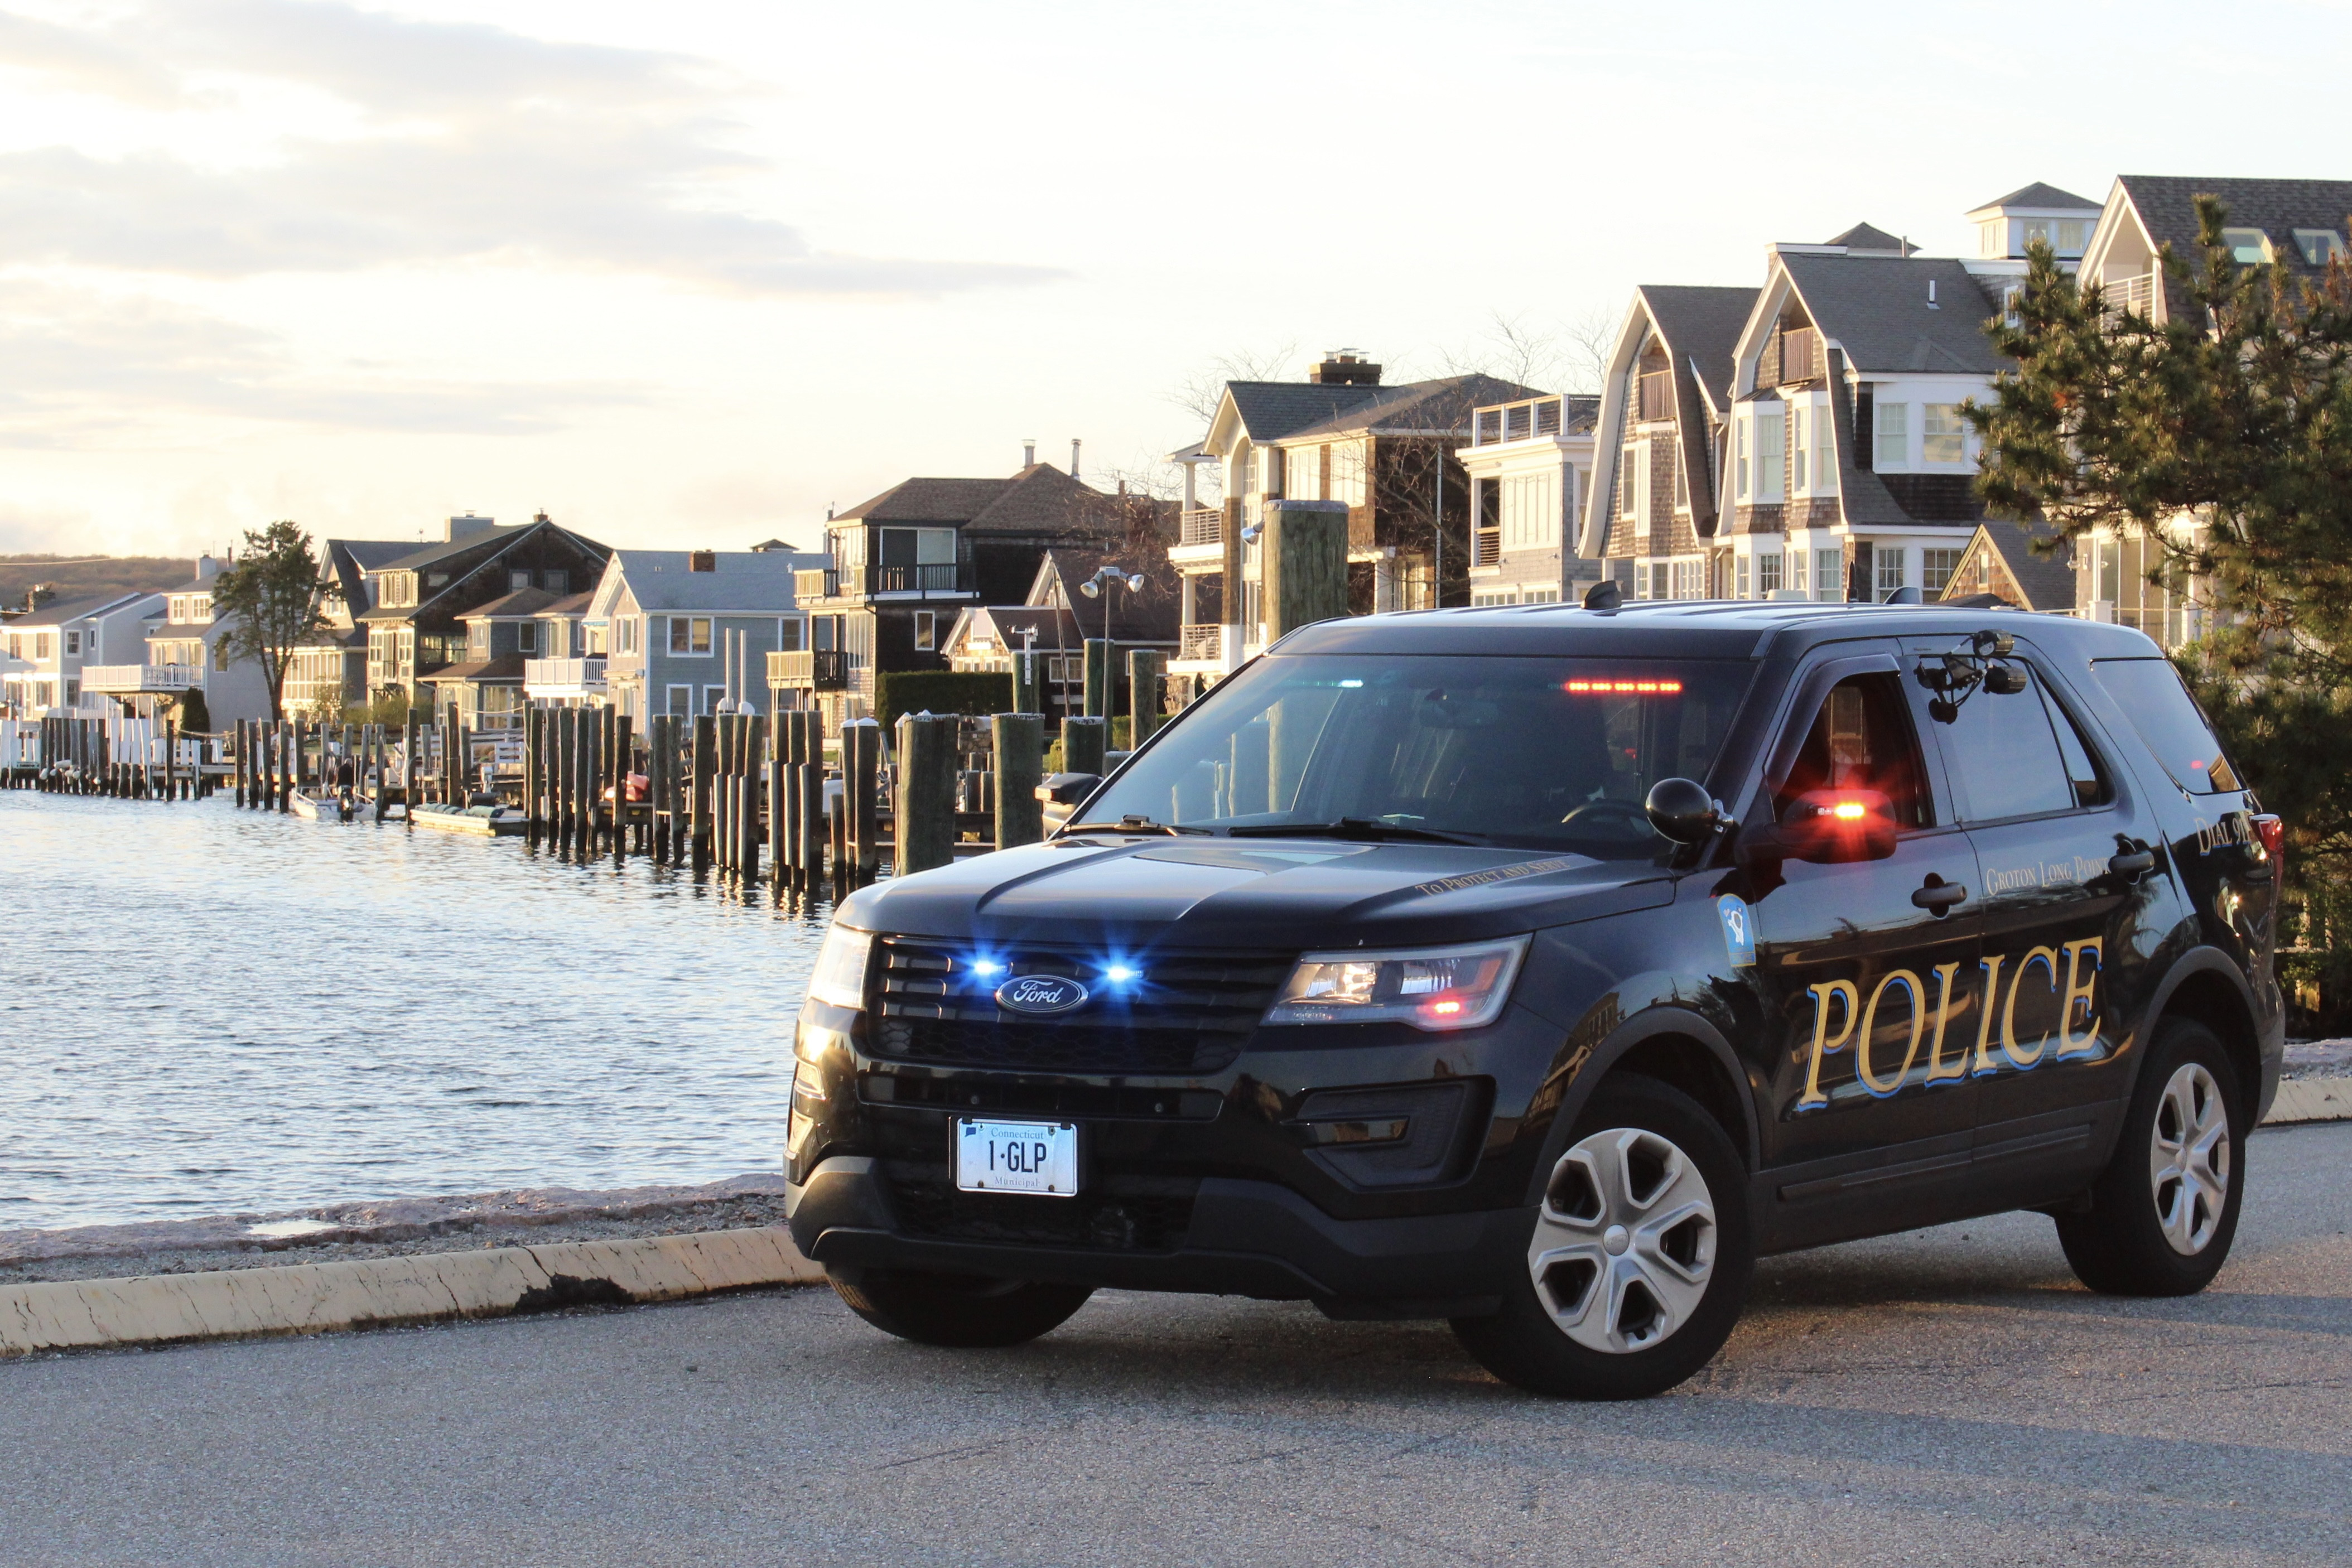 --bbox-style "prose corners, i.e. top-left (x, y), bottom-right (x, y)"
top-left (689, 549), bottom-right (716, 573)
top-left (1070, 438), bottom-right (1081, 480)
top-left (445, 513), bottom-right (495, 542)
top-left (194, 554), bottom-right (224, 582)
top-left (1023, 440), bottom-right (1036, 467)
top-left (1308, 353), bottom-right (1382, 387)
